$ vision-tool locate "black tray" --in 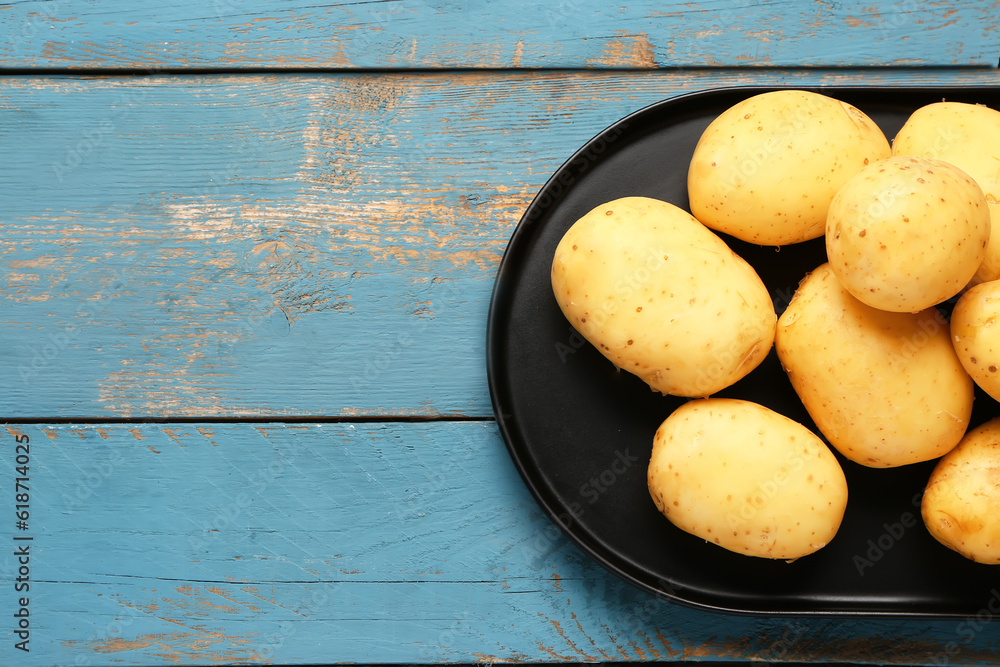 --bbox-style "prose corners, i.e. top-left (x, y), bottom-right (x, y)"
top-left (487, 86), bottom-right (1000, 617)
